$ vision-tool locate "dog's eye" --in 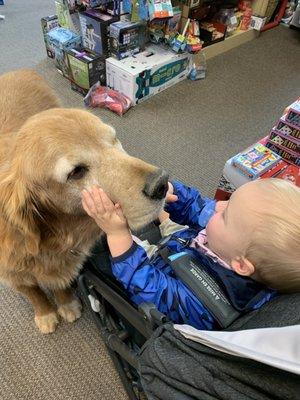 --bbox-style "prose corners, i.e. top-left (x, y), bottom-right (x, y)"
top-left (67, 165), bottom-right (89, 181)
